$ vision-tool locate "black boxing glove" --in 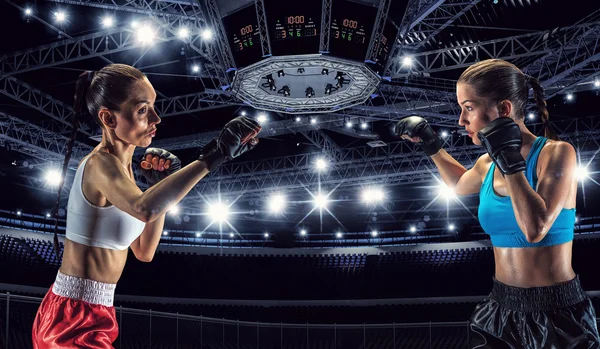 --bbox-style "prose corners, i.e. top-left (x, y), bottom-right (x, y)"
top-left (477, 117), bottom-right (526, 176)
top-left (395, 116), bottom-right (443, 156)
top-left (200, 116), bottom-right (262, 172)
top-left (140, 148), bottom-right (182, 186)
